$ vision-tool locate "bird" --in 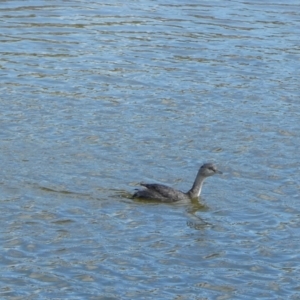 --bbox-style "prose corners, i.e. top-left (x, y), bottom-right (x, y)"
top-left (133, 163), bottom-right (222, 202)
